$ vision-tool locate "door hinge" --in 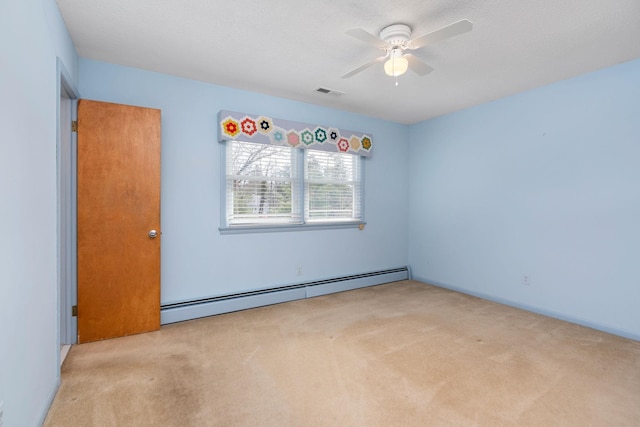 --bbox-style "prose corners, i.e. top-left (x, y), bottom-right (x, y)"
top-left (72, 305), bottom-right (78, 317)
top-left (72, 120), bottom-right (78, 132)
